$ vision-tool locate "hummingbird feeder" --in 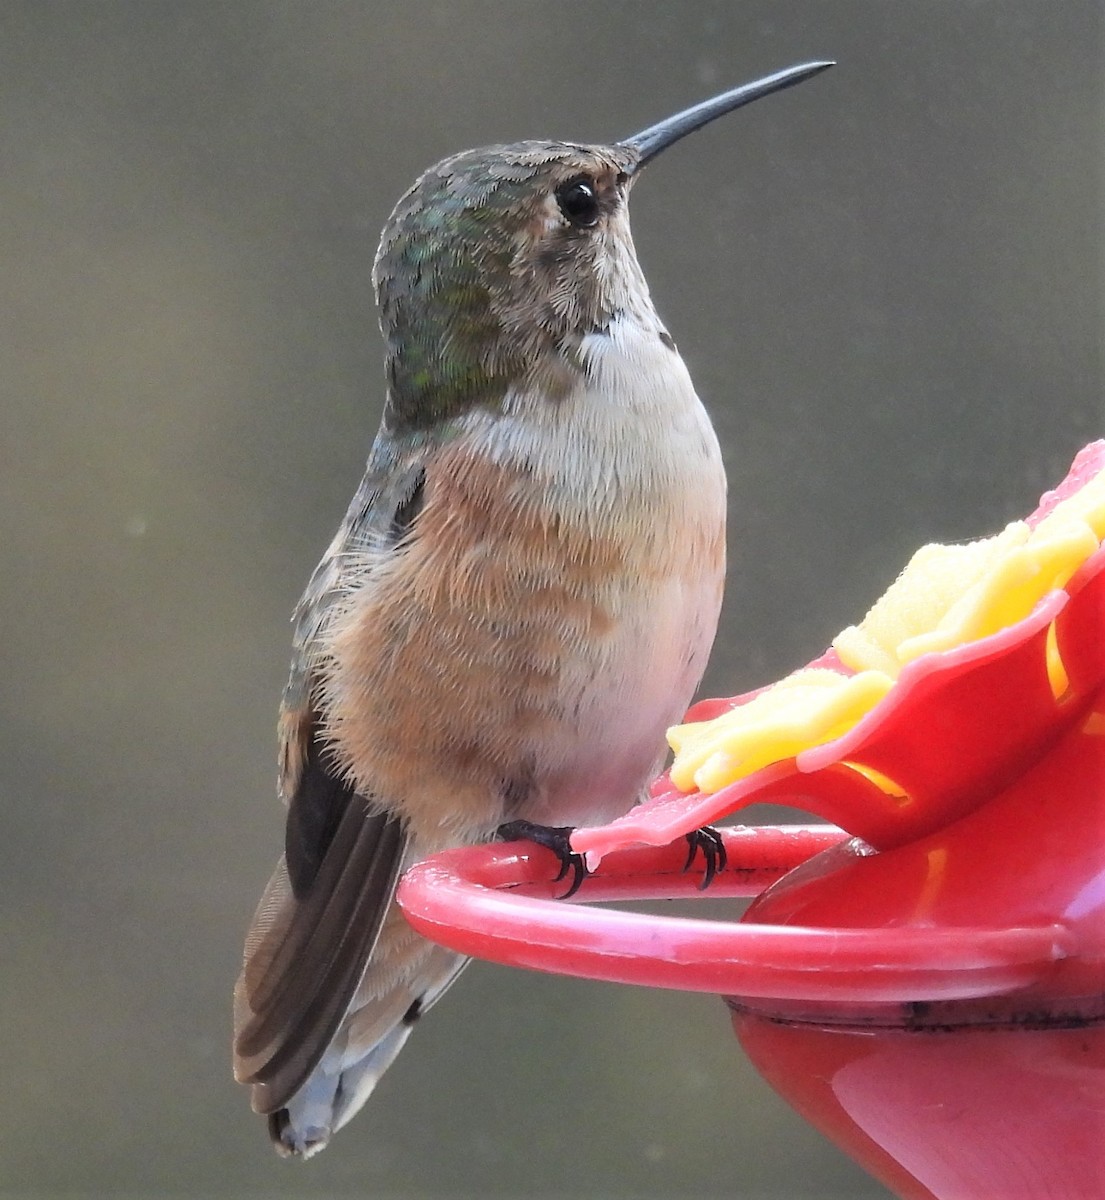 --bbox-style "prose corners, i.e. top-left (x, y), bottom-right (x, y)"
top-left (398, 441), bottom-right (1105, 1199)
